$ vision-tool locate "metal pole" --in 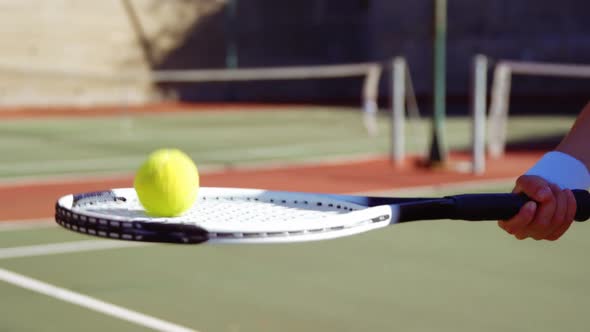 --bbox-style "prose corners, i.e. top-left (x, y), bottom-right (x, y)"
top-left (471, 55), bottom-right (488, 174)
top-left (488, 64), bottom-right (512, 158)
top-left (427, 0), bottom-right (447, 166)
top-left (362, 65), bottom-right (382, 137)
top-left (391, 57), bottom-right (406, 166)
